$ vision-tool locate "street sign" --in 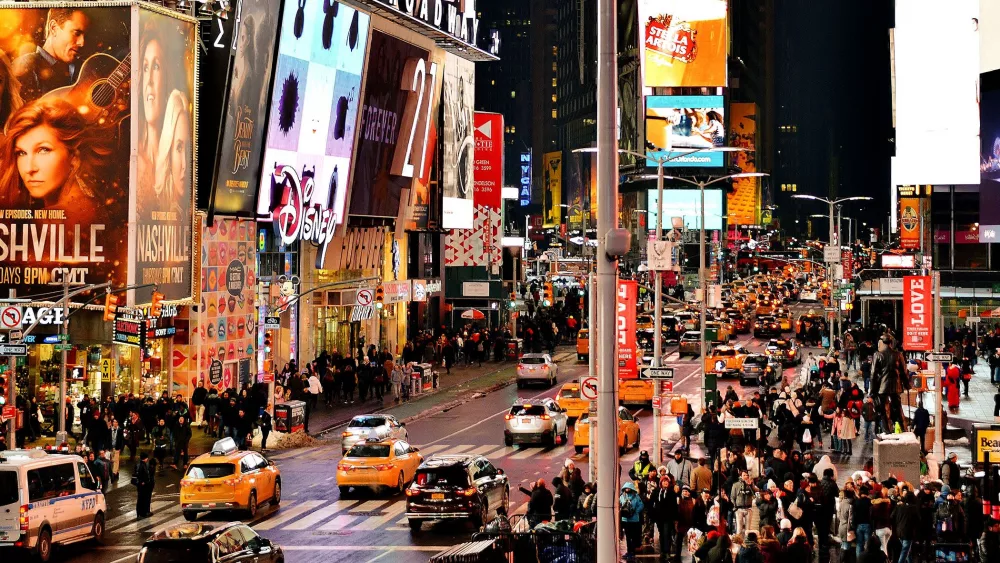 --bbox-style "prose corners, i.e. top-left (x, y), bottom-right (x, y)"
top-left (262, 317), bottom-right (281, 330)
top-left (53, 344), bottom-right (72, 352)
top-left (824, 307), bottom-right (837, 312)
top-left (58, 334), bottom-right (69, 342)
top-left (9, 331), bottom-right (22, 341)
top-left (357, 289), bottom-right (374, 306)
top-left (967, 316), bottom-right (981, 323)
top-left (0, 334), bottom-right (5, 344)
top-left (100, 359), bottom-right (116, 383)
top-left (660, 380), bottom-right (673, 393)
top-left (724, 417), bottom-right (759, 429)
top-left (0, 344), bottom-right (27, 356)
top-left (823, 247), bottom-right (841, 263)
top-left (651, 396), bottom-right (661, 410)
top-left (0, 405), bottom-right (14, 422)
top-left (640, 367), bottom-right (675, 380)
top-left (581, 376), bottom-right (598, 400)
top-left (925, 352), bottom-right (953, 362)
top-left (0, 306), bottom-right (21, 329)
